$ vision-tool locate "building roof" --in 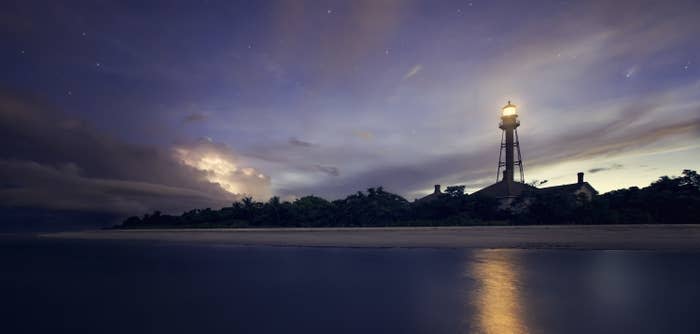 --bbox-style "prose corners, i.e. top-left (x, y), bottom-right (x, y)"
top-left (538, 182), bottom-right (598, 196)
top-left (472, 179), bottom-right (598, 199)
top-left (472, 180), bottom-right (538, 198)
top-left (423, 173), bottom-right (598, 202)
top-left (417, 184), bottom-right (444, 202)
